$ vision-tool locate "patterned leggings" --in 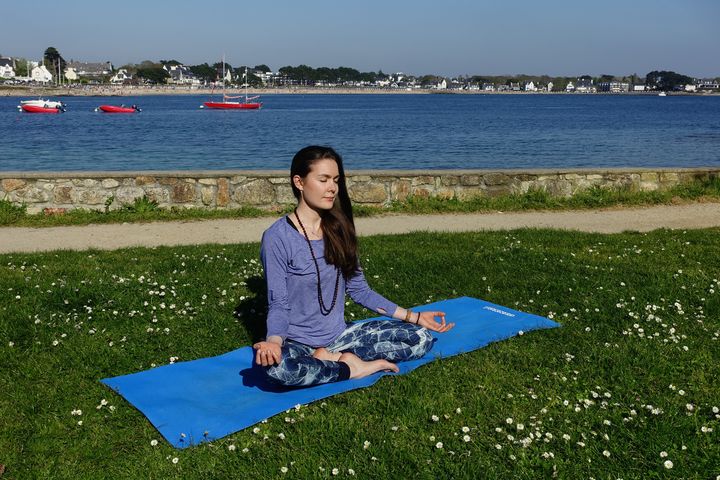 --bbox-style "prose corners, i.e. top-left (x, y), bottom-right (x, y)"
top-left (265, 320), bottom-right (434, 387)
